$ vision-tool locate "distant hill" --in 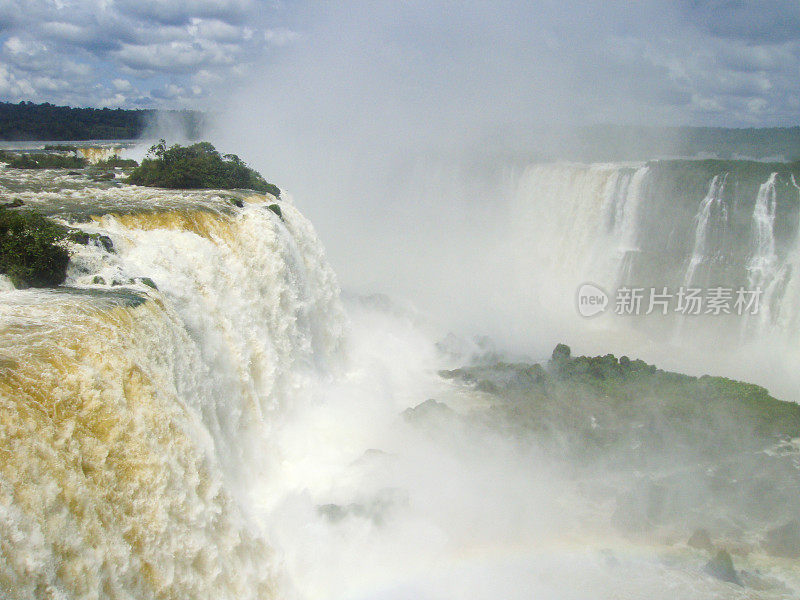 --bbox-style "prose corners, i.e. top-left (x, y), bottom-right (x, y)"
top-left (0, 101), bottom-right (203, 141)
